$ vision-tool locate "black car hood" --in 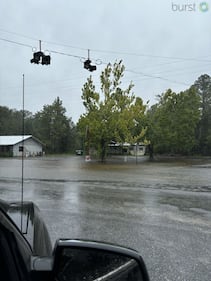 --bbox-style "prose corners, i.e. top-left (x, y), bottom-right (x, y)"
top-left (0, 199), bottom-right (52, 256)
